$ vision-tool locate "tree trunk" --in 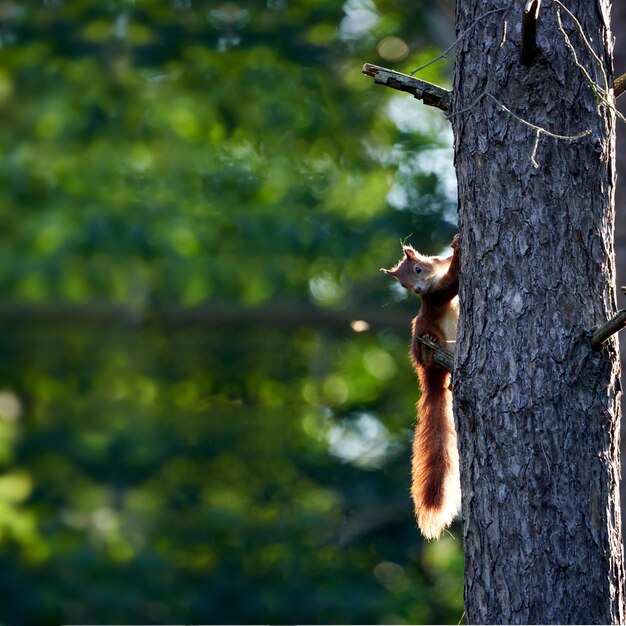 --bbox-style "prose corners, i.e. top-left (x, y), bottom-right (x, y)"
top-left (452, 1), bottom-right (625, 623)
